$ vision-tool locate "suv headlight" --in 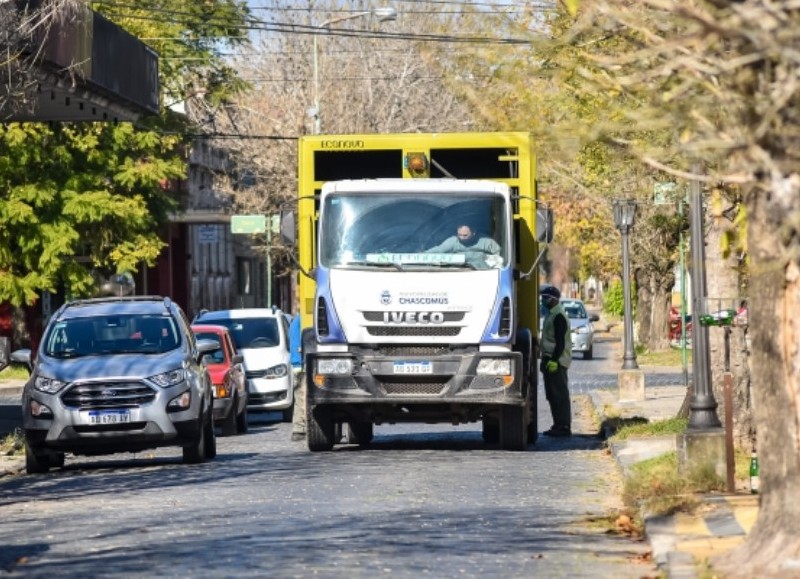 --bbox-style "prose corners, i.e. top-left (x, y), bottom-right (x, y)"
top-left (34, 375), bottom-right (68, 394)
top-left (150, 369), bottom-right (186, 388)
top-left (574, 324), bottom-right (592, 335)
